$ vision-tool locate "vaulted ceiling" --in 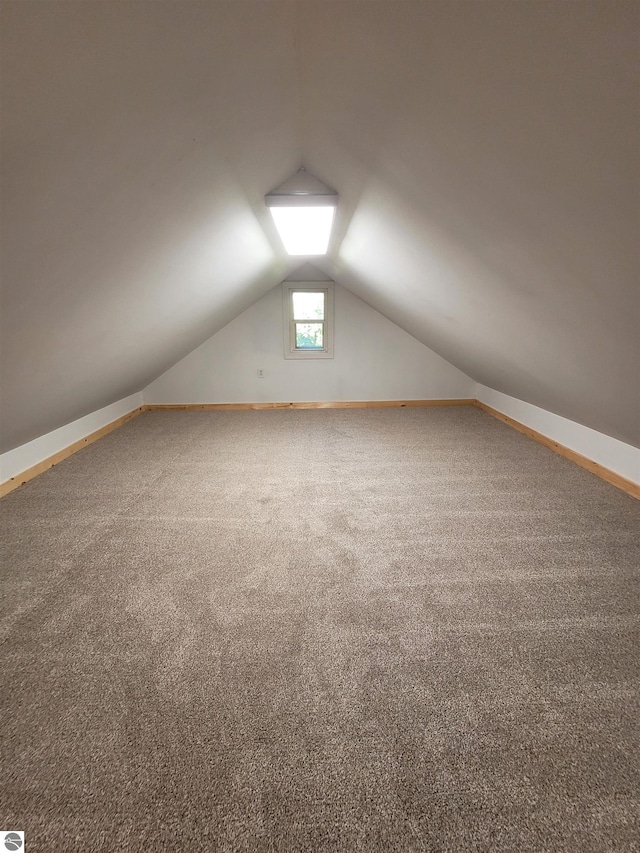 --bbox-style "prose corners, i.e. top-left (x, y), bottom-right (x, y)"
top-left (1, 0), bottom-right (638, 452)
